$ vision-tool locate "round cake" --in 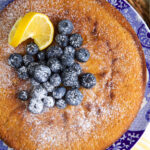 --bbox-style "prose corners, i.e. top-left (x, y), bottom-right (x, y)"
top-left (0, 0), bottom-right (146, 149)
